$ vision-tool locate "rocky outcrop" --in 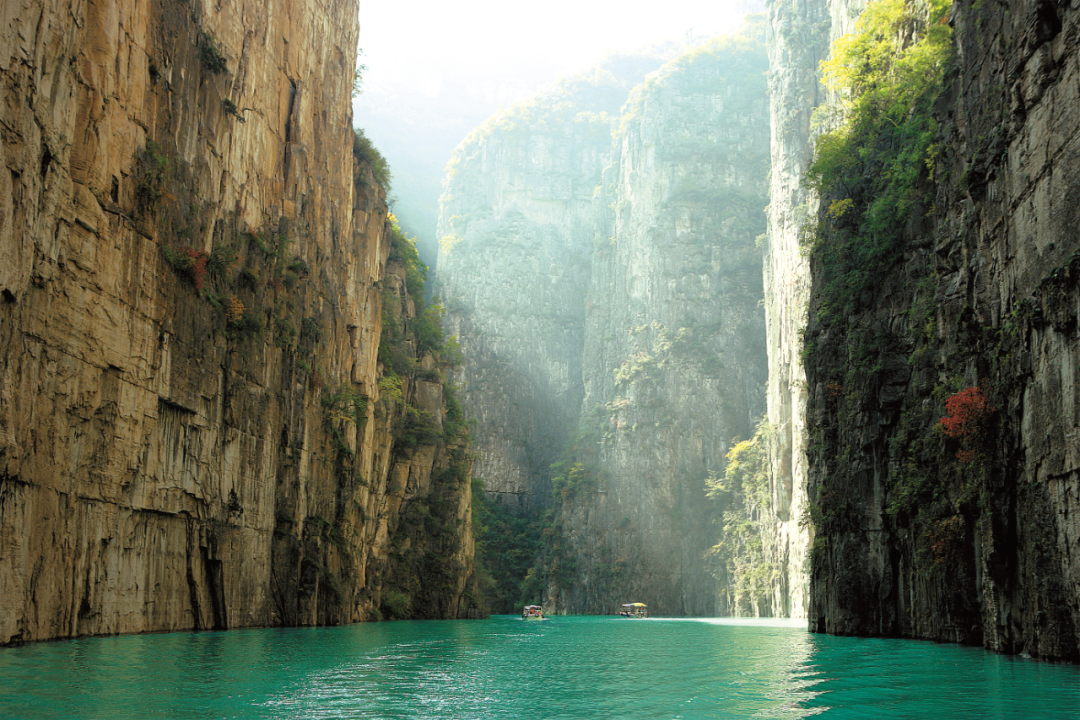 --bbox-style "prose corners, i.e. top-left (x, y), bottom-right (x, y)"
top-left (0, 0), bottom-right (478, 645)
top-left (799, 0), bottom-right (1080, 660)
top-left (438, 32), bottom-right (772, 616)
top-left (561, 34), bottom-right (771, 616)
top-left (762, 0), bottom-right (867, 619)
